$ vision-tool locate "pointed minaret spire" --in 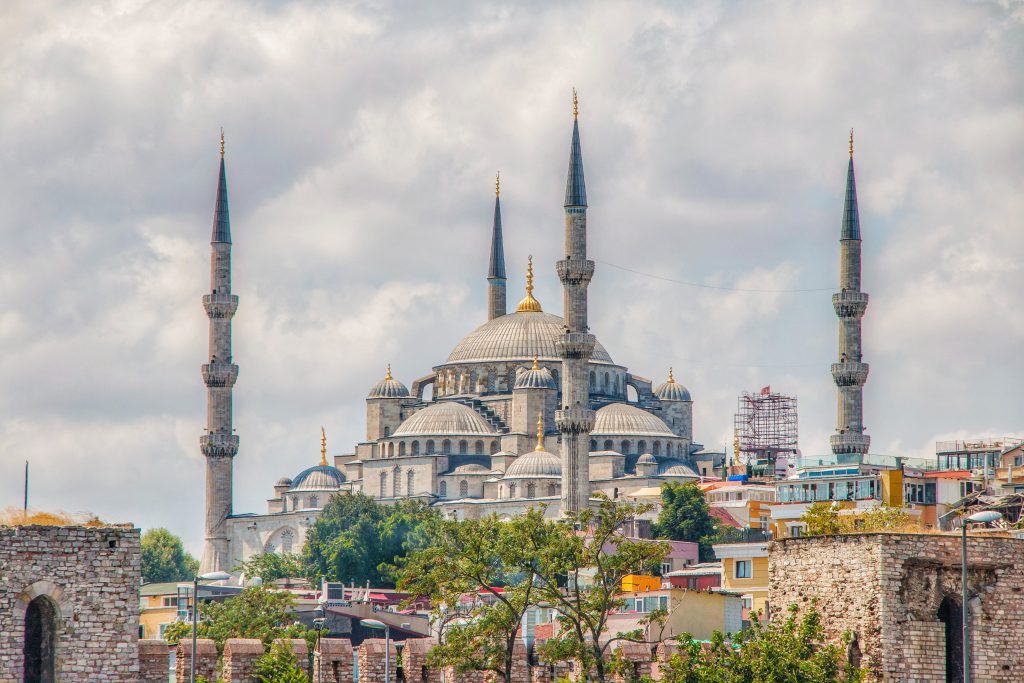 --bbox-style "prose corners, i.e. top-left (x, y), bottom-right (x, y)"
top-left (487, 171), bottom-right (507, 320)
top-left (556, 89), bottom-right (596, 515)
top-left (200, 131), bottom-right (240, 574)
top-left (320, 427), bottom-right (329, 467)
top-left (830, 130), bottom-right (870, 458)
